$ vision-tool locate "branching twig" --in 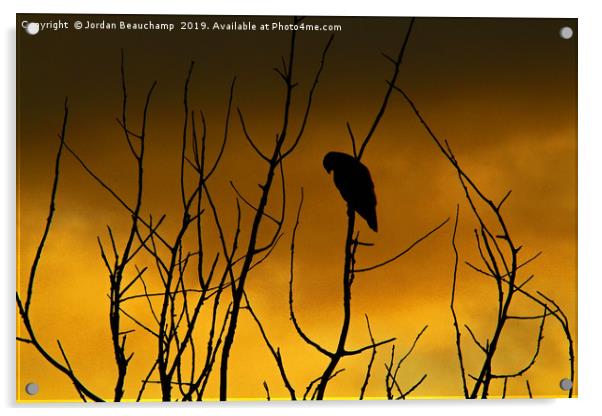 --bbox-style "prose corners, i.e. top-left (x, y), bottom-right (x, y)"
top-left (490, 307), bottom-right (547, 379)
top-left (450, 206), bottom-right (469, 398)
top-left (384, 326), bottom-right (428, 400)
top-left (244, 292), bottom-right (297, 400)
top-left (359, 314), bottom-right (377, 400)
top-left (289, 190), bottom-right (335, 359)
top-left (393, 77), bottom-right (573, 399)
top-left (355, 217), bottom-right (449, 273)
top-left (16, 100), bottom-right (103, 402)
top-left (356, 17), bottom-right (415, 160)
top-left (219, 20), bottom-right (334, 400)
top-left (312, 17), bottom-right (418, 401)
